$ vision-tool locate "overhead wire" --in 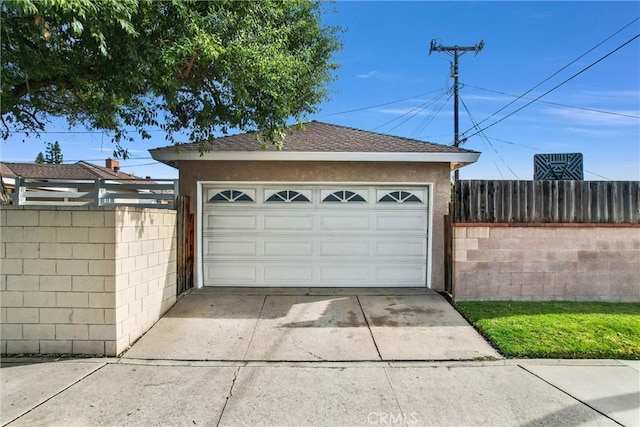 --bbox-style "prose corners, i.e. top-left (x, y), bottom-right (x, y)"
top-left (410, 90), bottom-right (454, 137)
top-left (462, 33), bottom-right (640, 141)
top-left (321, 87), bottom-right (447, 116)
top-left (463, 84), bottom-right (640, 119)
top-left (370, 87), bottom-right (451, 132)
top-left (462, 17), bottom-right (640, 134)
top-left (460, 95), bottom-right (519, 179)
